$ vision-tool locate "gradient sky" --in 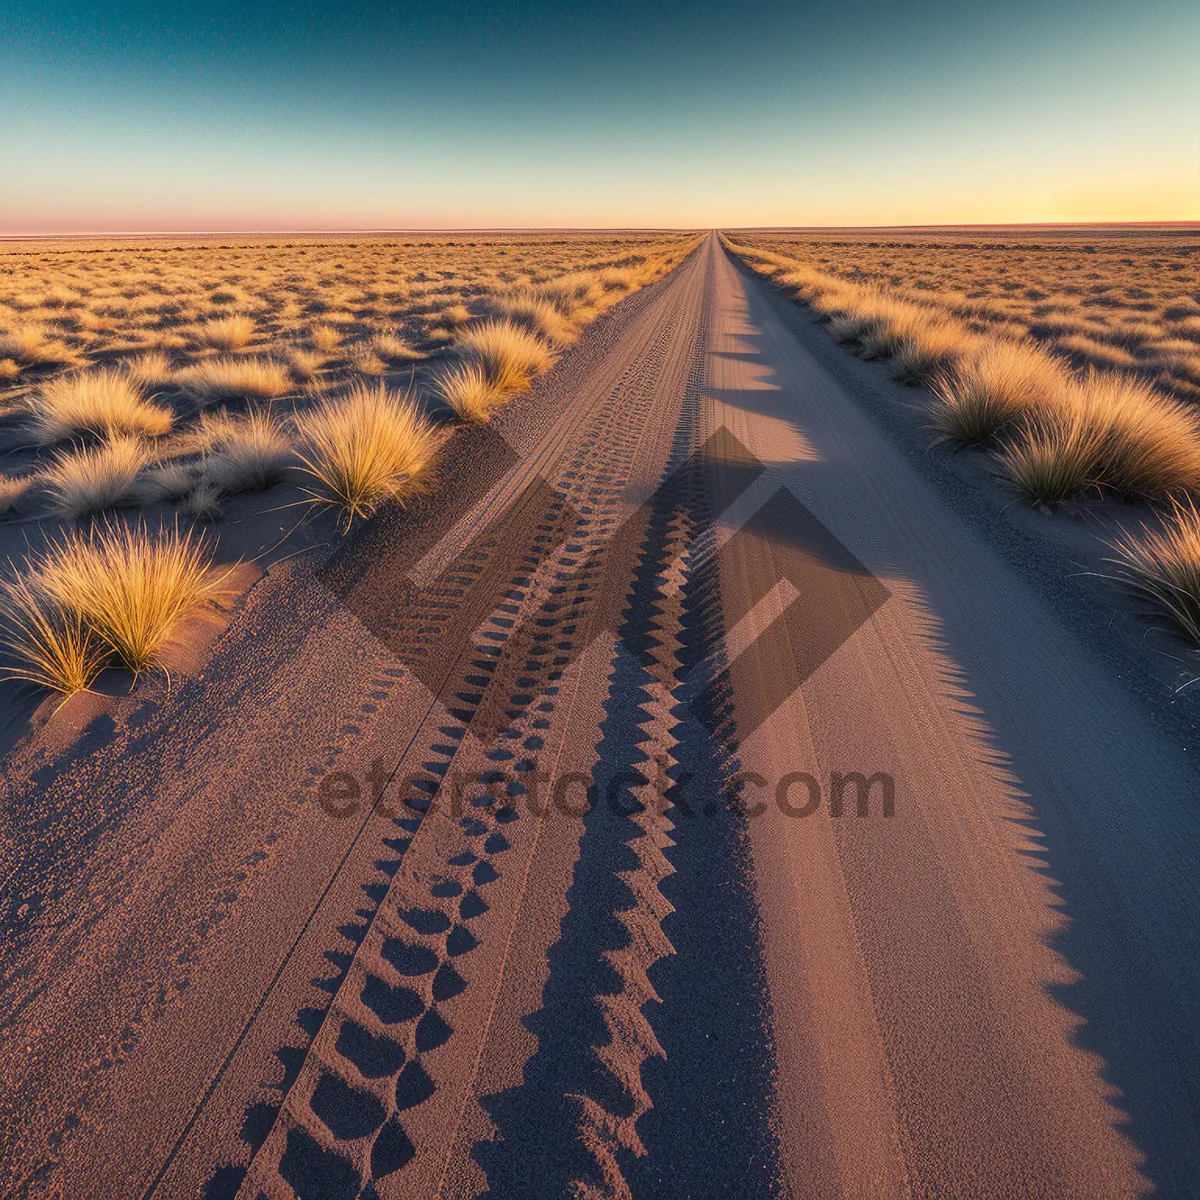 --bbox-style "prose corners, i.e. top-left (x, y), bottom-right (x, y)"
top-left (2, 0), bottom-right (1197, 232)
